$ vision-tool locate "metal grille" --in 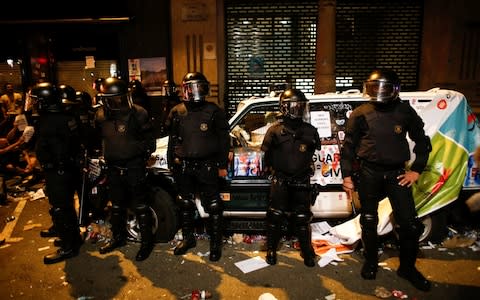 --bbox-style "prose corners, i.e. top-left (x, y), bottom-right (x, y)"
top-left (225, 1), bottom-right (317, 114)
top-left (336, 0), bottom-right (423, 91)
top-left (225, 0), bottom-right (423, 116)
